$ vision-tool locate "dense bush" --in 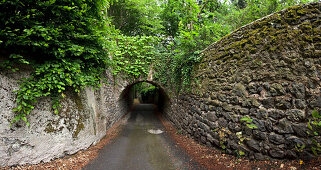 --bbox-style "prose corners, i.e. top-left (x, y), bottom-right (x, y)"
top-left (0, 0), bottom-right (112, 125)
